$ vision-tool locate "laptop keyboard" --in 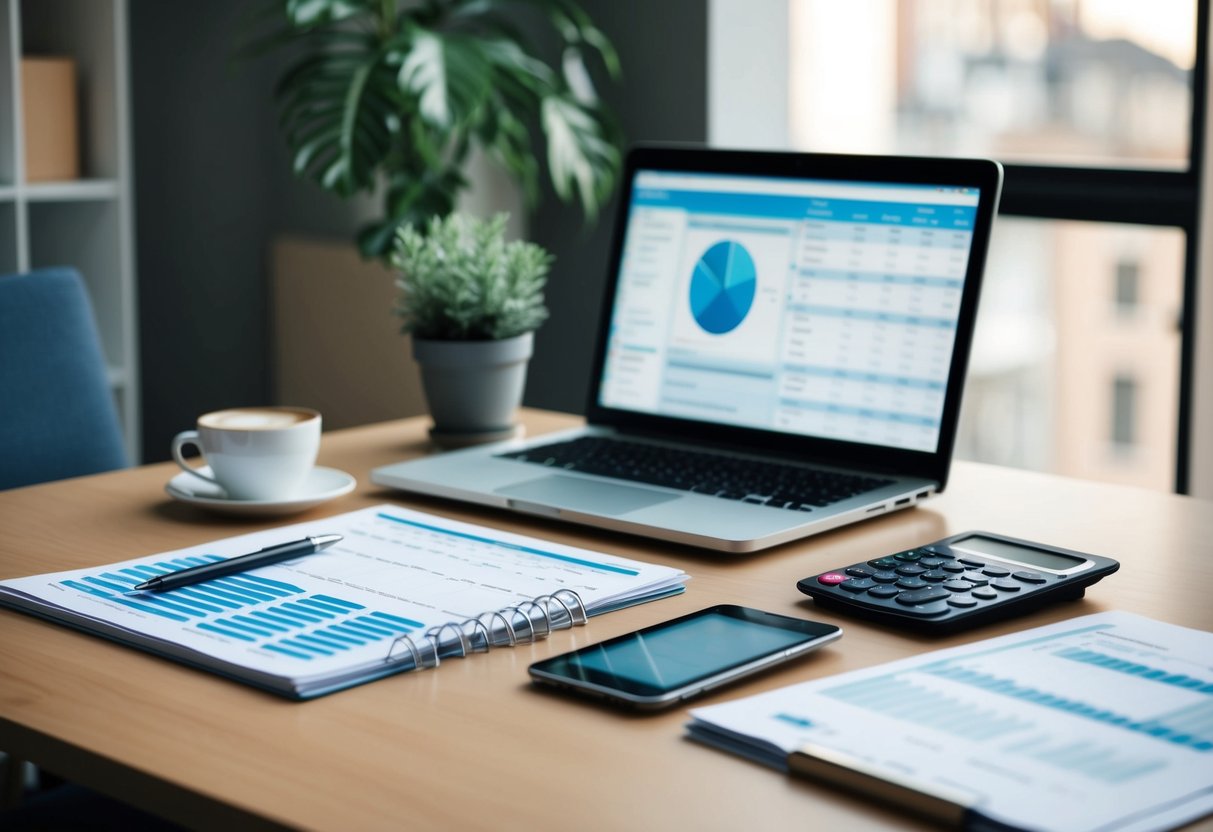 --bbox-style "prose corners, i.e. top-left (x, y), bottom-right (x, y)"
top-left (496, 436), bottom-right (893, 512)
